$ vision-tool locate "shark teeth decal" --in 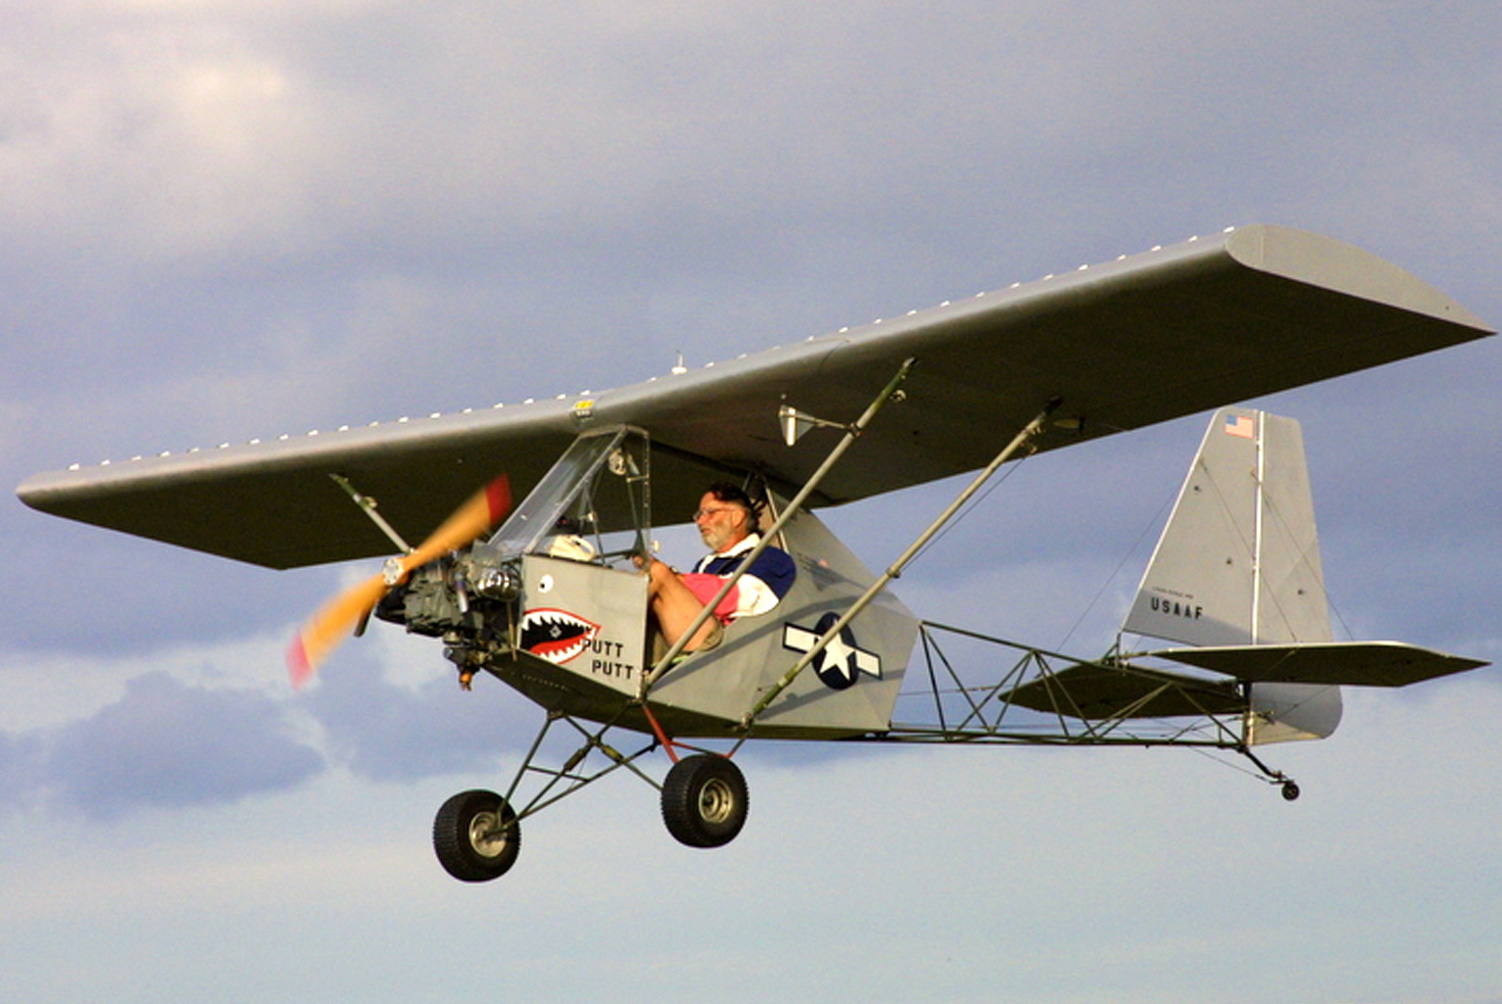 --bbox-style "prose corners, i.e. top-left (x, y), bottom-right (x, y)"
top-left (520, 608), bottom-right (601, 665)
